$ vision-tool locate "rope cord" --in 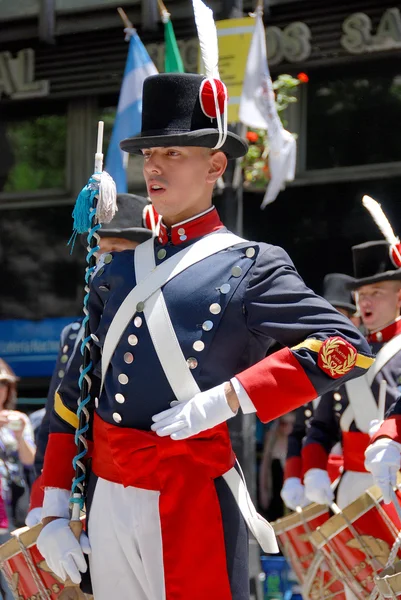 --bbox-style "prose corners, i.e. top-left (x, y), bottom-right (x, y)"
top-left (70, 206), bottom-right (100, 512)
